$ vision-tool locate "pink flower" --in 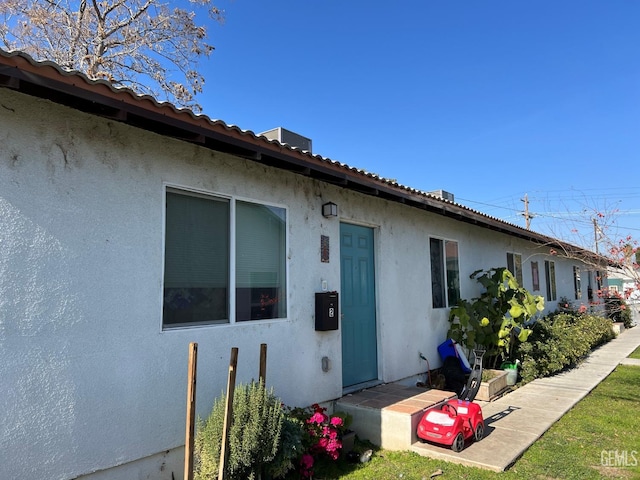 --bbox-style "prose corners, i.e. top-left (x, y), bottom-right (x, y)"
top-left (327, 438), bottom-right (341, 452)
top-left (299, 454), bottom-right (314, 478)
top-left (300, 454), bottom-right (314, 470)
top-left (296, 405), bottom-right (348, 470)
top-left (308, 412), bottom-right (327, 425)
top-left (330, 416), bottom-right (344, 427)
top-left (327, 444), bottom-right (341, 460)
